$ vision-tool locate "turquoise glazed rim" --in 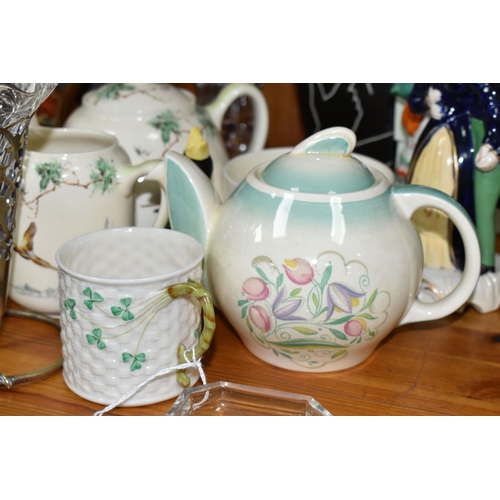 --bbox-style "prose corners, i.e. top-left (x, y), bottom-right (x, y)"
top-left (260, 127), bottom-right (377, 195)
